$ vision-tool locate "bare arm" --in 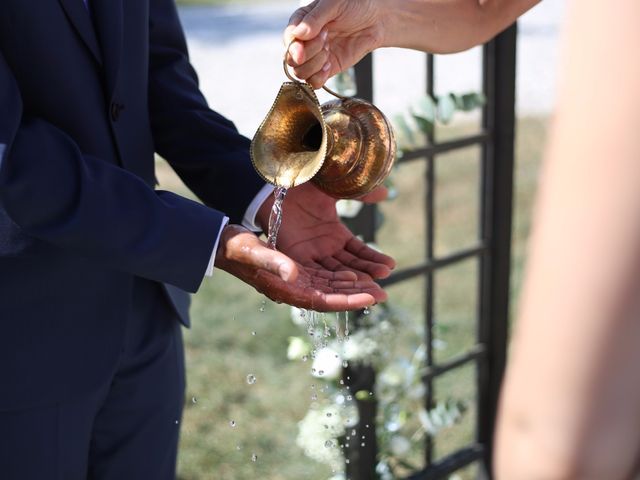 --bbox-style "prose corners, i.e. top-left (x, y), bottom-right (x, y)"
top-left (284, 0), bottom-right (538, 87)
top-left (495, 1), bottom-right (640, 478)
